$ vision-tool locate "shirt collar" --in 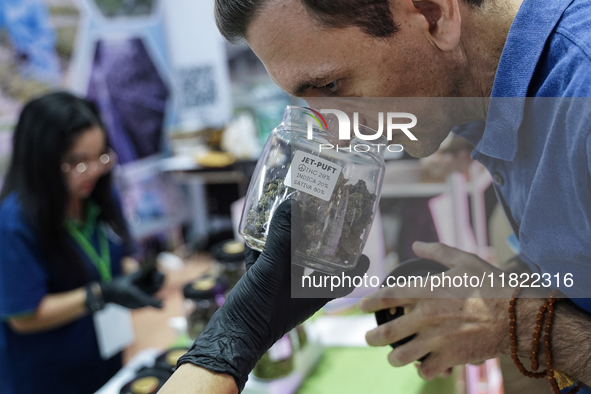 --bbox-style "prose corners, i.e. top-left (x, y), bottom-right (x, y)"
top-left (476, 0), bottom-right (574, 162)
top-left (66, 200), bottom-right (101, 237)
